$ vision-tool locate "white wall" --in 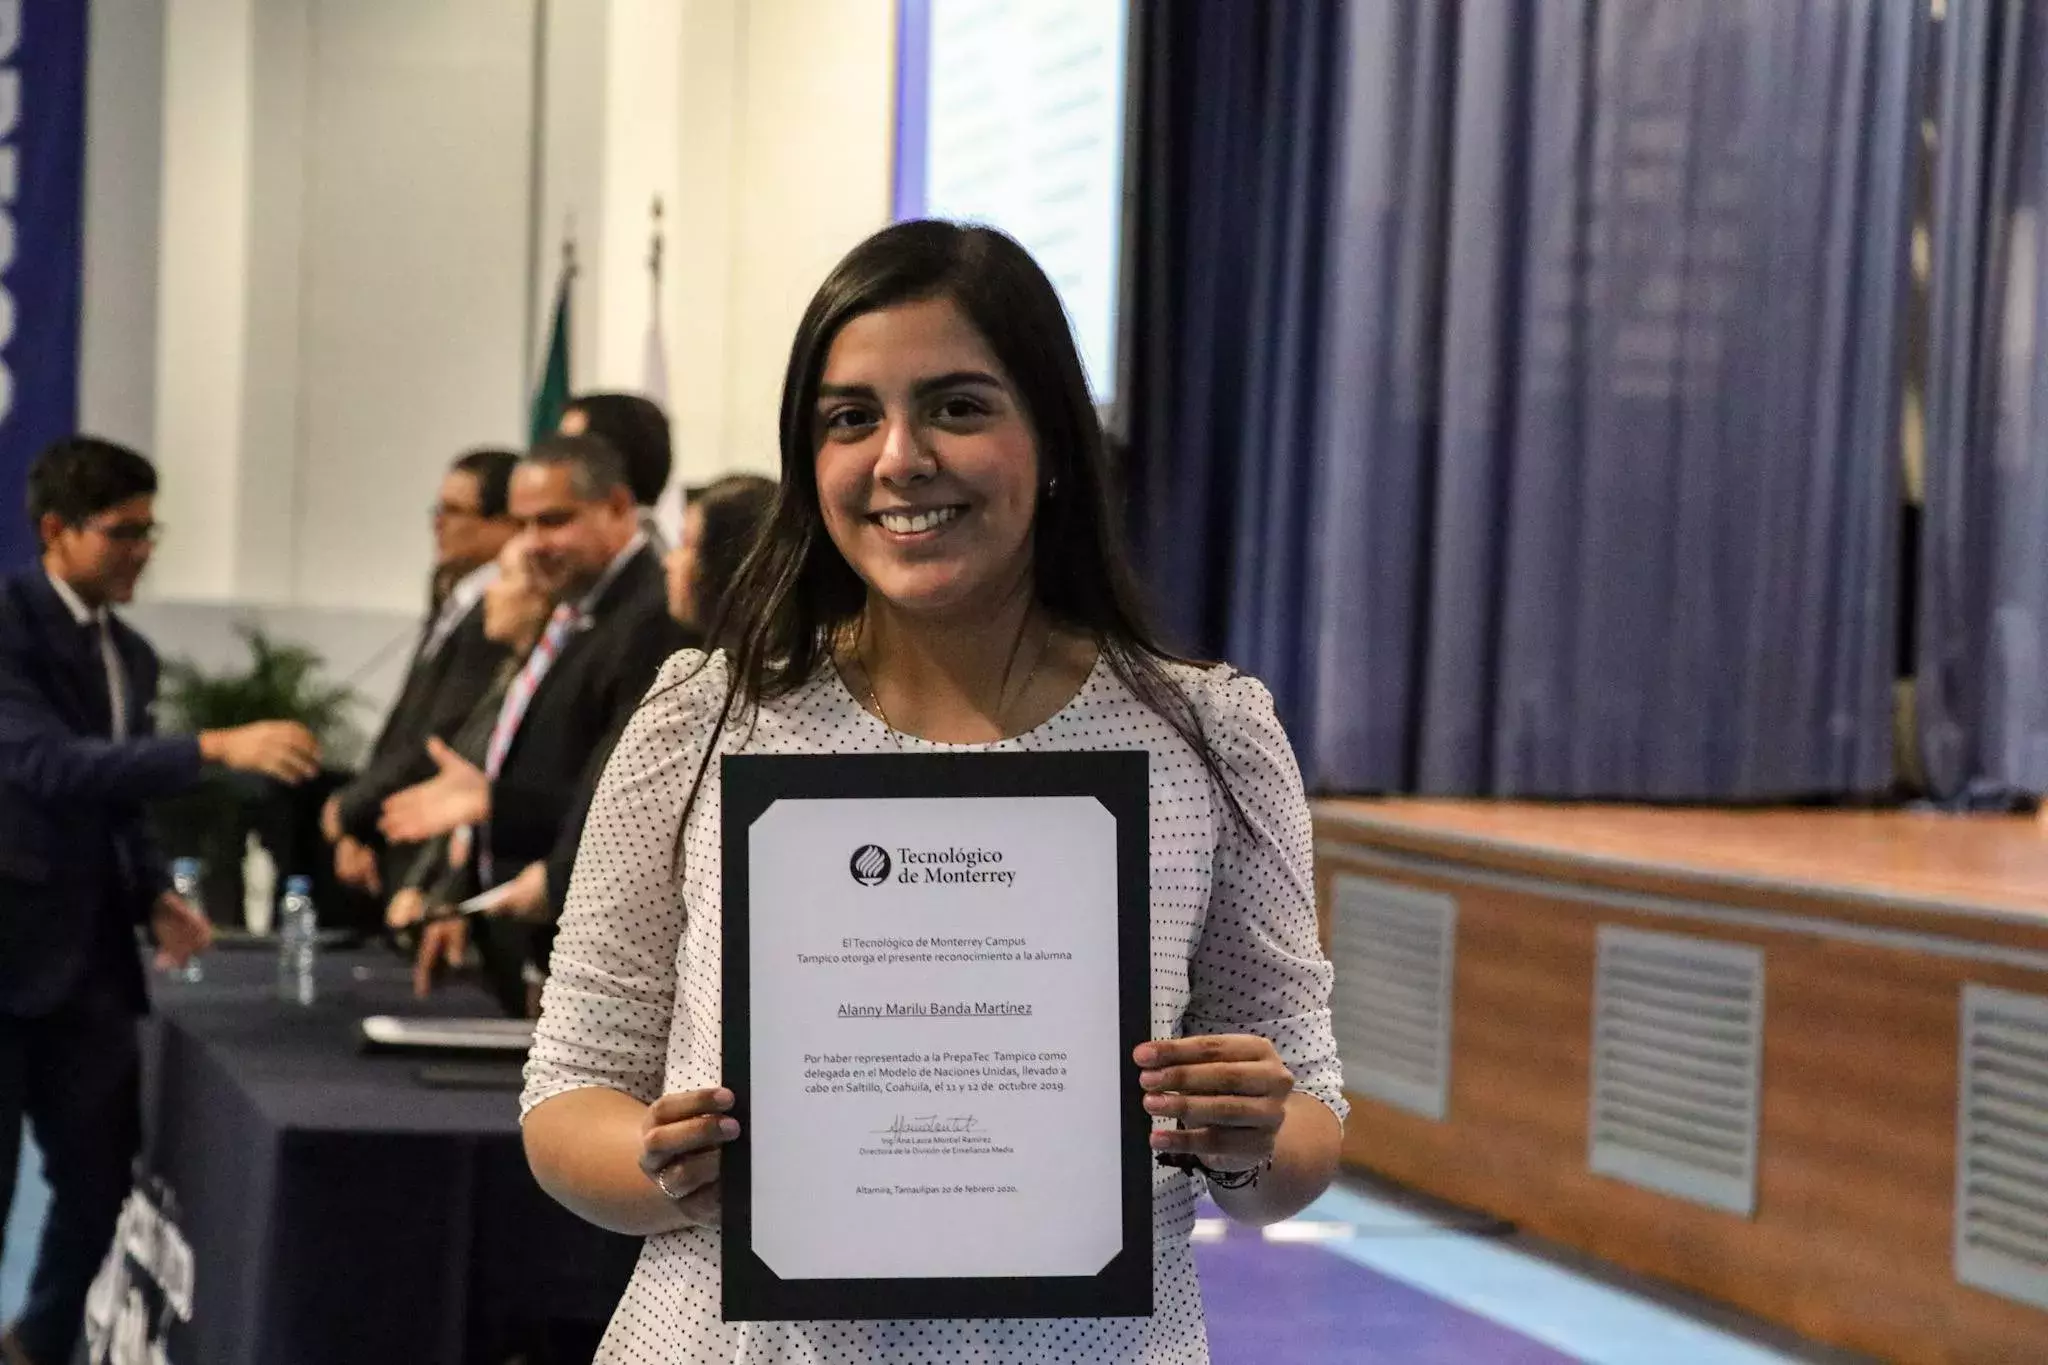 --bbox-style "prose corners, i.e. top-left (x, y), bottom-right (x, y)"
top-left (233, 0), bottom-right (310, 597)
top-left (541, 0), bottom-right (898, 486)
top-left (668, 0), bottom-right (741, 484)
top-left (680, 0), bottom-right (898, 481)
top-left (78, 0), bottom-right (165, 452)
top-left (79, 0), bottom-right (897, 653)
top-left (149, 0), bottom-right (256, 600)
top-left (595, 0), bottom-right (684, 390)
top-left (536, 0), bottom-right (606, 389)
top-left (139, 0), bottom-right (535, 611)
top-left (290, 0), bottom-right (536, 610)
